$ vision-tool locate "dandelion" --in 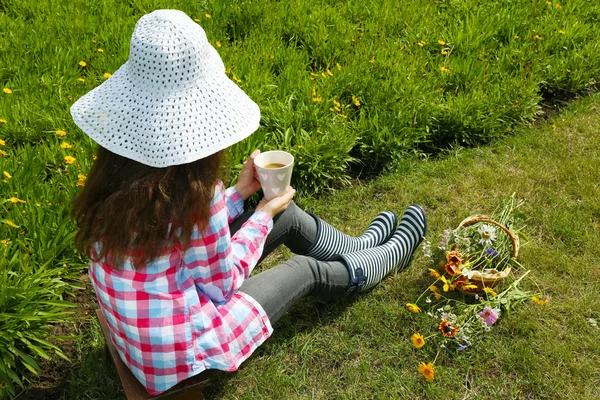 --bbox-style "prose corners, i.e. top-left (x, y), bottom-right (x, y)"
top-left (103, 72), bottom-right (112, 79)
top-left (440, 66), bottom-right (450, 73)
top-left (0, 239), bottom-right (10, 247)
top-left (558, 30), bottom-right (565, 35)
top-left (312, 97), bottom-right (322, 103)
top-left (77, 174), bottom-right (87, 186)
top-left (216, 41), bottom-right (222, 47)
top-left (514, 35), bottom-right (520, 39)
top-left (56, 130), bottom-right (67, 136)
top-left (3, 88), bottom-right (12, 94)
top-left (428, 268), bottom-right (441, 279)
top-left (535, 35), bottom-right (542, 40)
top-left (3, 220), bottom-right (19, 228)
top-left (0, 119), bottom-right (6, 123)
top-left (268, 54), bottom-right (274, 59)
top-left (79, 60), bottom-right (87, 67)
top-left (369, 56), bottom-right (375, 63)
top-left (9, 197), bottom-right (25, 204)
top-left (478, 306), bottom-right (499, 325)
top-left (321, 71), bottom-right (327, 78)
top-left (411, 333), bottom-right (426, 348)
top-left (194, 18), bottom-right (200, 22)
top-left (352, 95), bottom-right (361, 107)
top-left (417, 40), bottom-right (426, 46)
top-left (532, 295), bottom-right (551, 305)
top-left (64, 155), bottom-right (76, 164)
top-left (546, 1), bottom-right (551, 4)
top-left (439, 320), bottom-right (459, 337)
top-left (97, 48), bottom-right (104, 53)
top-left (477, 224), bottom-right (497, 245)
top-left (336, 63), bottom-right (342, 70)
top-left (310, 72), bottom-right (318, 80)
top-left (0, 139), bottom-right (4, 146)
top-left (232, 75), bottom-right (241, 83)
top-left (0, 150), bottom-right (7, 156)
top-left (326, 69), bottom-right (333, 76)
top-left (418, 362), bottom-right (435, 381)
top-left (60, 142), bottom-right (72, 149)
top-left (483, 287), bottom-right (497, 296)
top-left (205, 13), bottom-right (211, 18)
top-left (3, 171), bottom-right (12, 179)
top-left (406, 303), bottom-right (421, 313)
top-left (77, 78), bottom-right (85, 82)
top-left (552, 125), bottom-right (557, 131)
top-left (441, 49), bottom-right (449, 55)
top-left (438, 40), bottom-right (446, 45)
top-left (555, 3), bottom-right (562, 8)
